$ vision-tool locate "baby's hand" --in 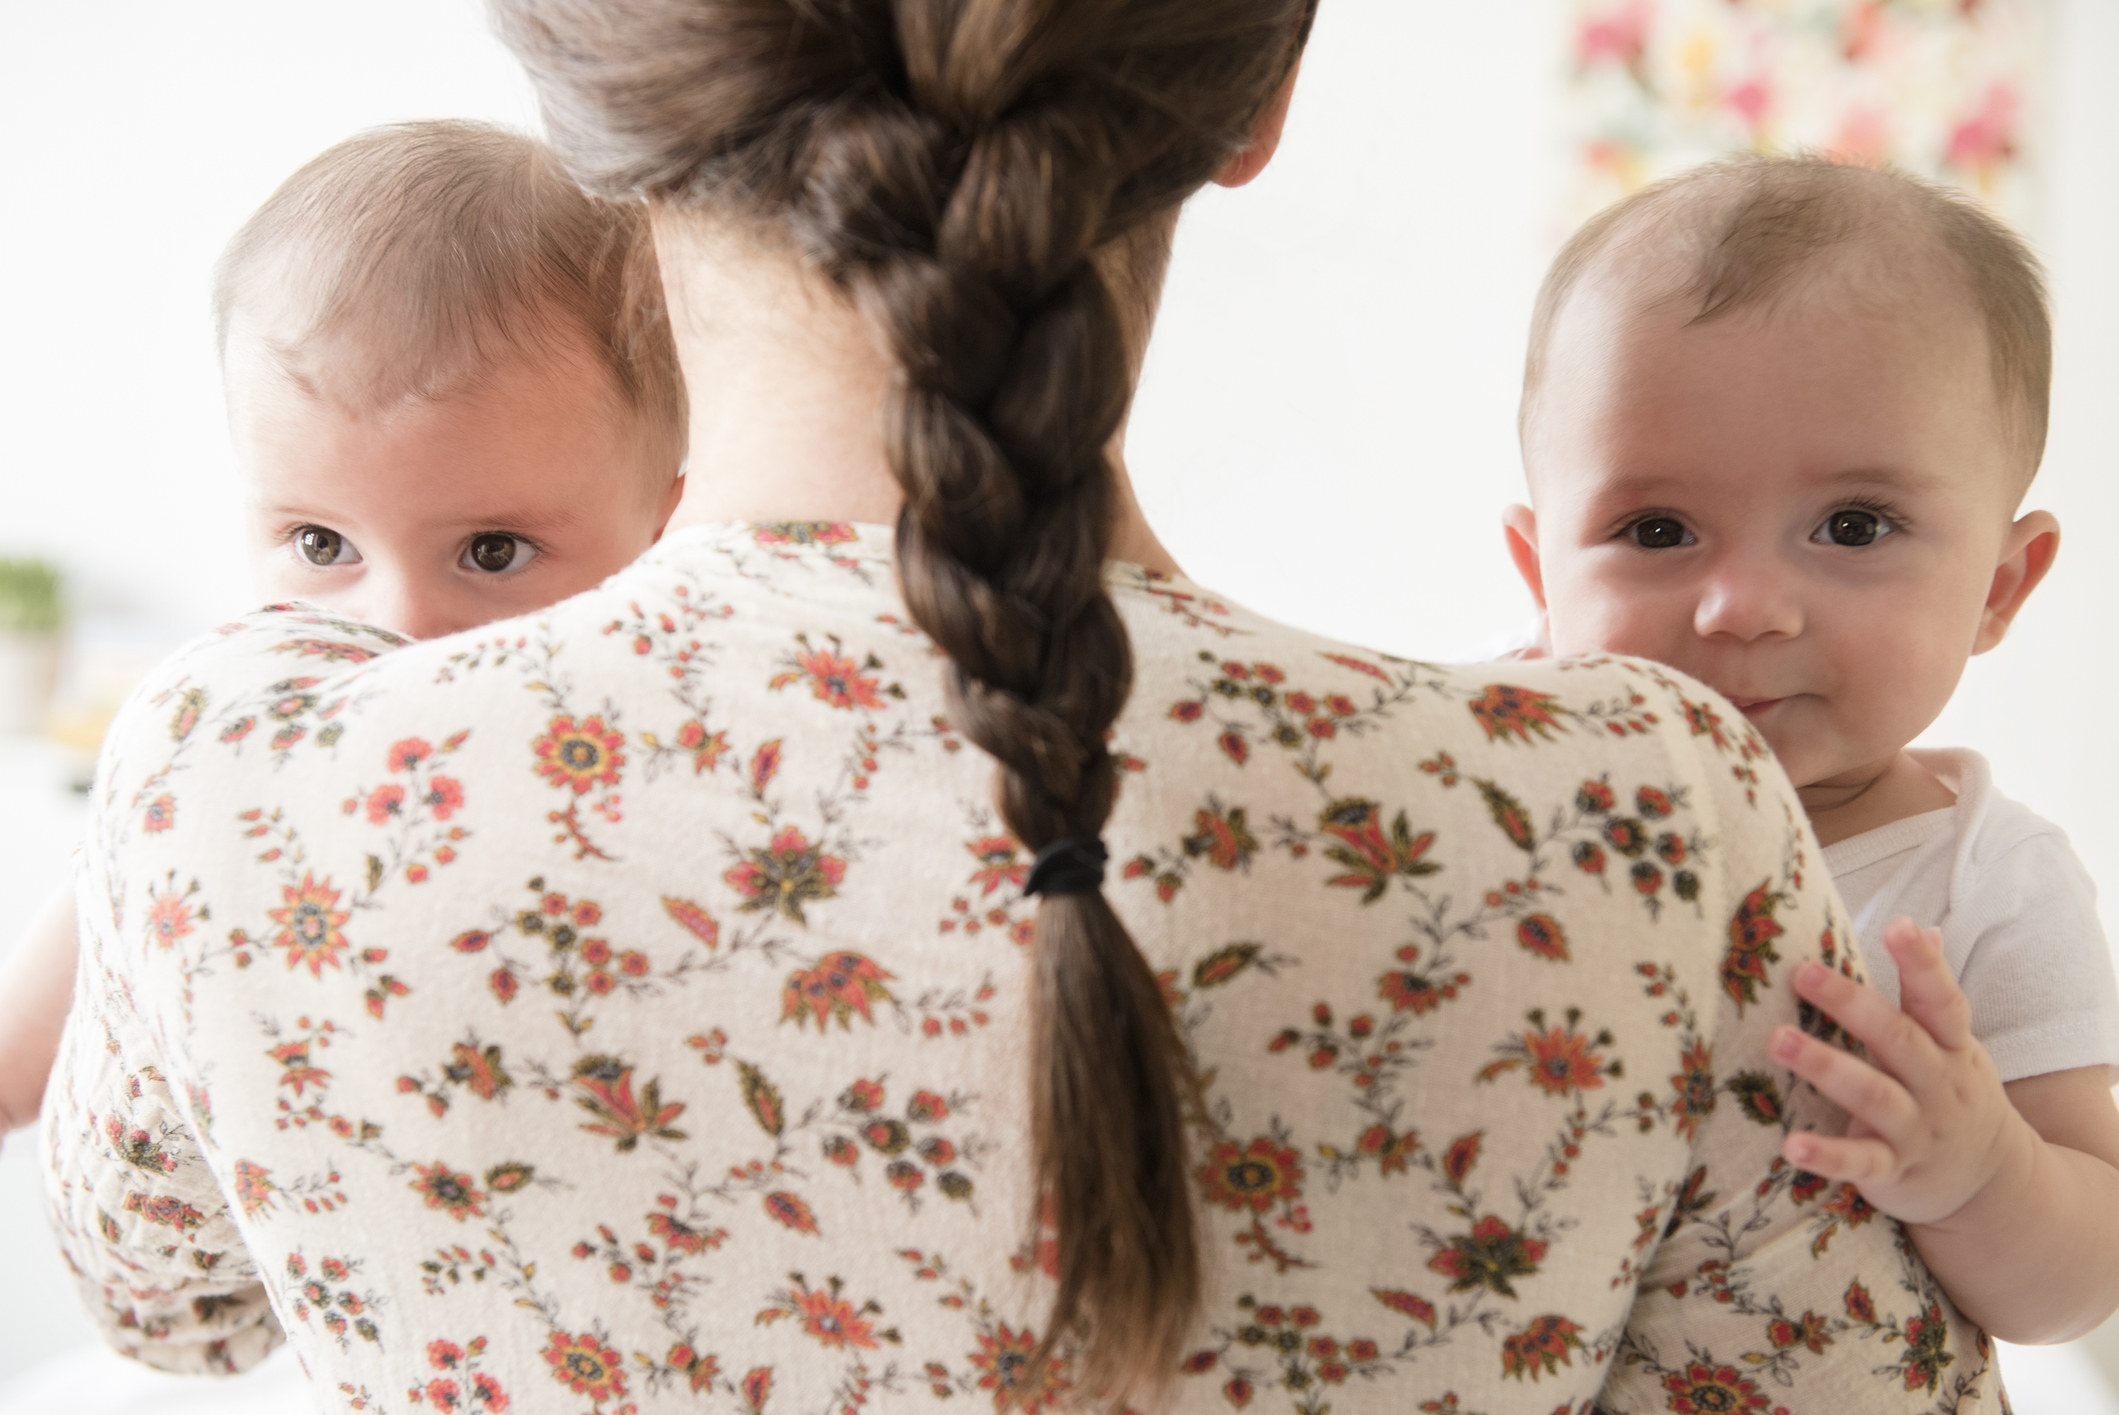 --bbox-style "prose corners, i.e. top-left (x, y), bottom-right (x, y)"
top-left (1769, 917), bottom-right (2026, 1227)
